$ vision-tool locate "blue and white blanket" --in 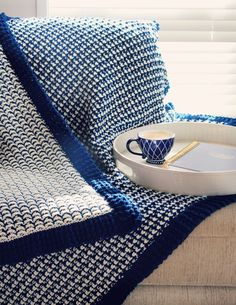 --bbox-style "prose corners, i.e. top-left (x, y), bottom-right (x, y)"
top-left (0, 14), bottom-right (235, 305)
